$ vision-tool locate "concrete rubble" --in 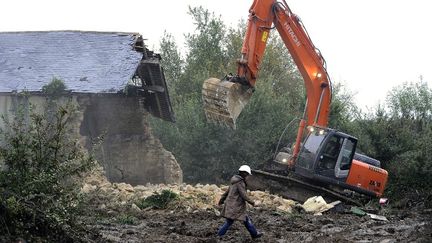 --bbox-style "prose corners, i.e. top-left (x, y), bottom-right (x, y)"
top-left (81, 167), bottom-right (431, 242)
top-left (82, 166), bottom-right (298, 214)
top-left (301, 196), bottom-right (341, 215)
